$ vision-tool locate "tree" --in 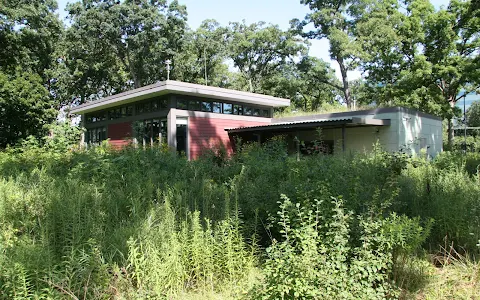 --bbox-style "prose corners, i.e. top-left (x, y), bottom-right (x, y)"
top-left (467, 101), bottom-right (480, 127)
top-left (0, 71), bottom-right (56, 148)
top-left (63, 0), bottom-right (188, 105)
top-left (298, 0), bottom-right (364, 107)
top-left (174, 19), bottom-right (231, 87)
top-left (354, 0), bottom-right (479, 147)
top-left (227, 21), bottom-right (308, 92)
top-left (260, 56), bottom-right (340, 110)
top-left (0, 0), bottom-right (63, 80)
